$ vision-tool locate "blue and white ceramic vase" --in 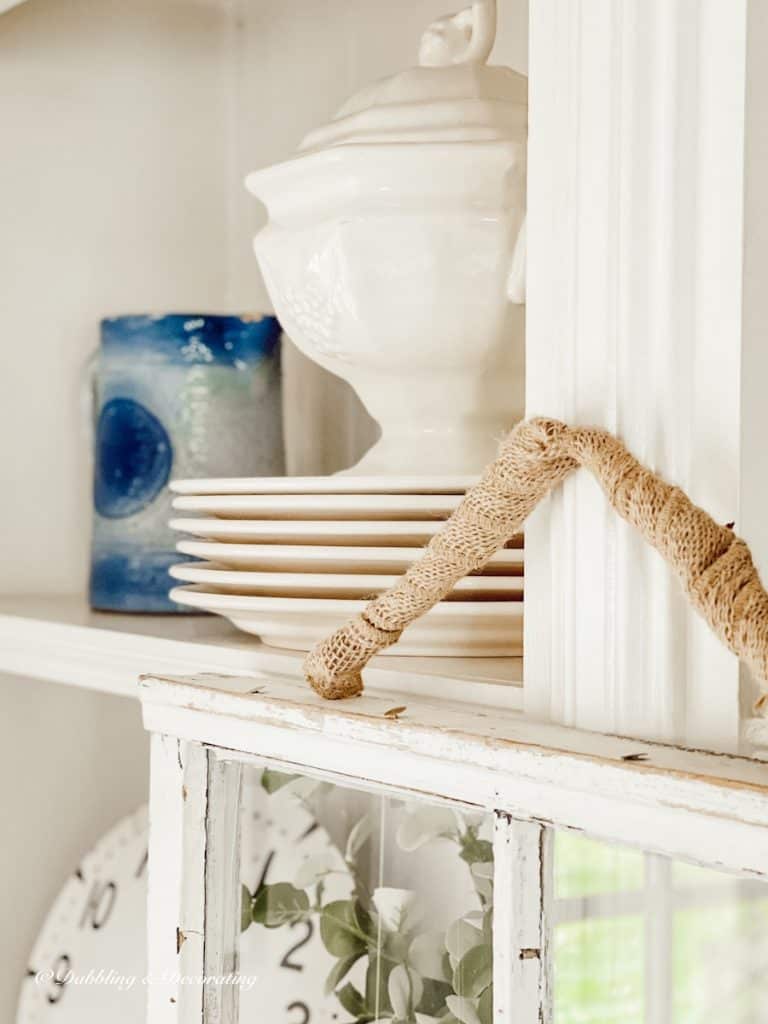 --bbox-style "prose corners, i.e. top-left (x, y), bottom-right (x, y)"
top-left (90, 314), bottom-right (283, 612)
